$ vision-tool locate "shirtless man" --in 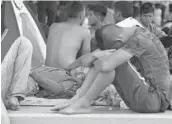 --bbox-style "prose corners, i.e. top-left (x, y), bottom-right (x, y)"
top-left (45, 1), bottom-right (91, 68)
top-left (52, 24), bottom-right (172, 114)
